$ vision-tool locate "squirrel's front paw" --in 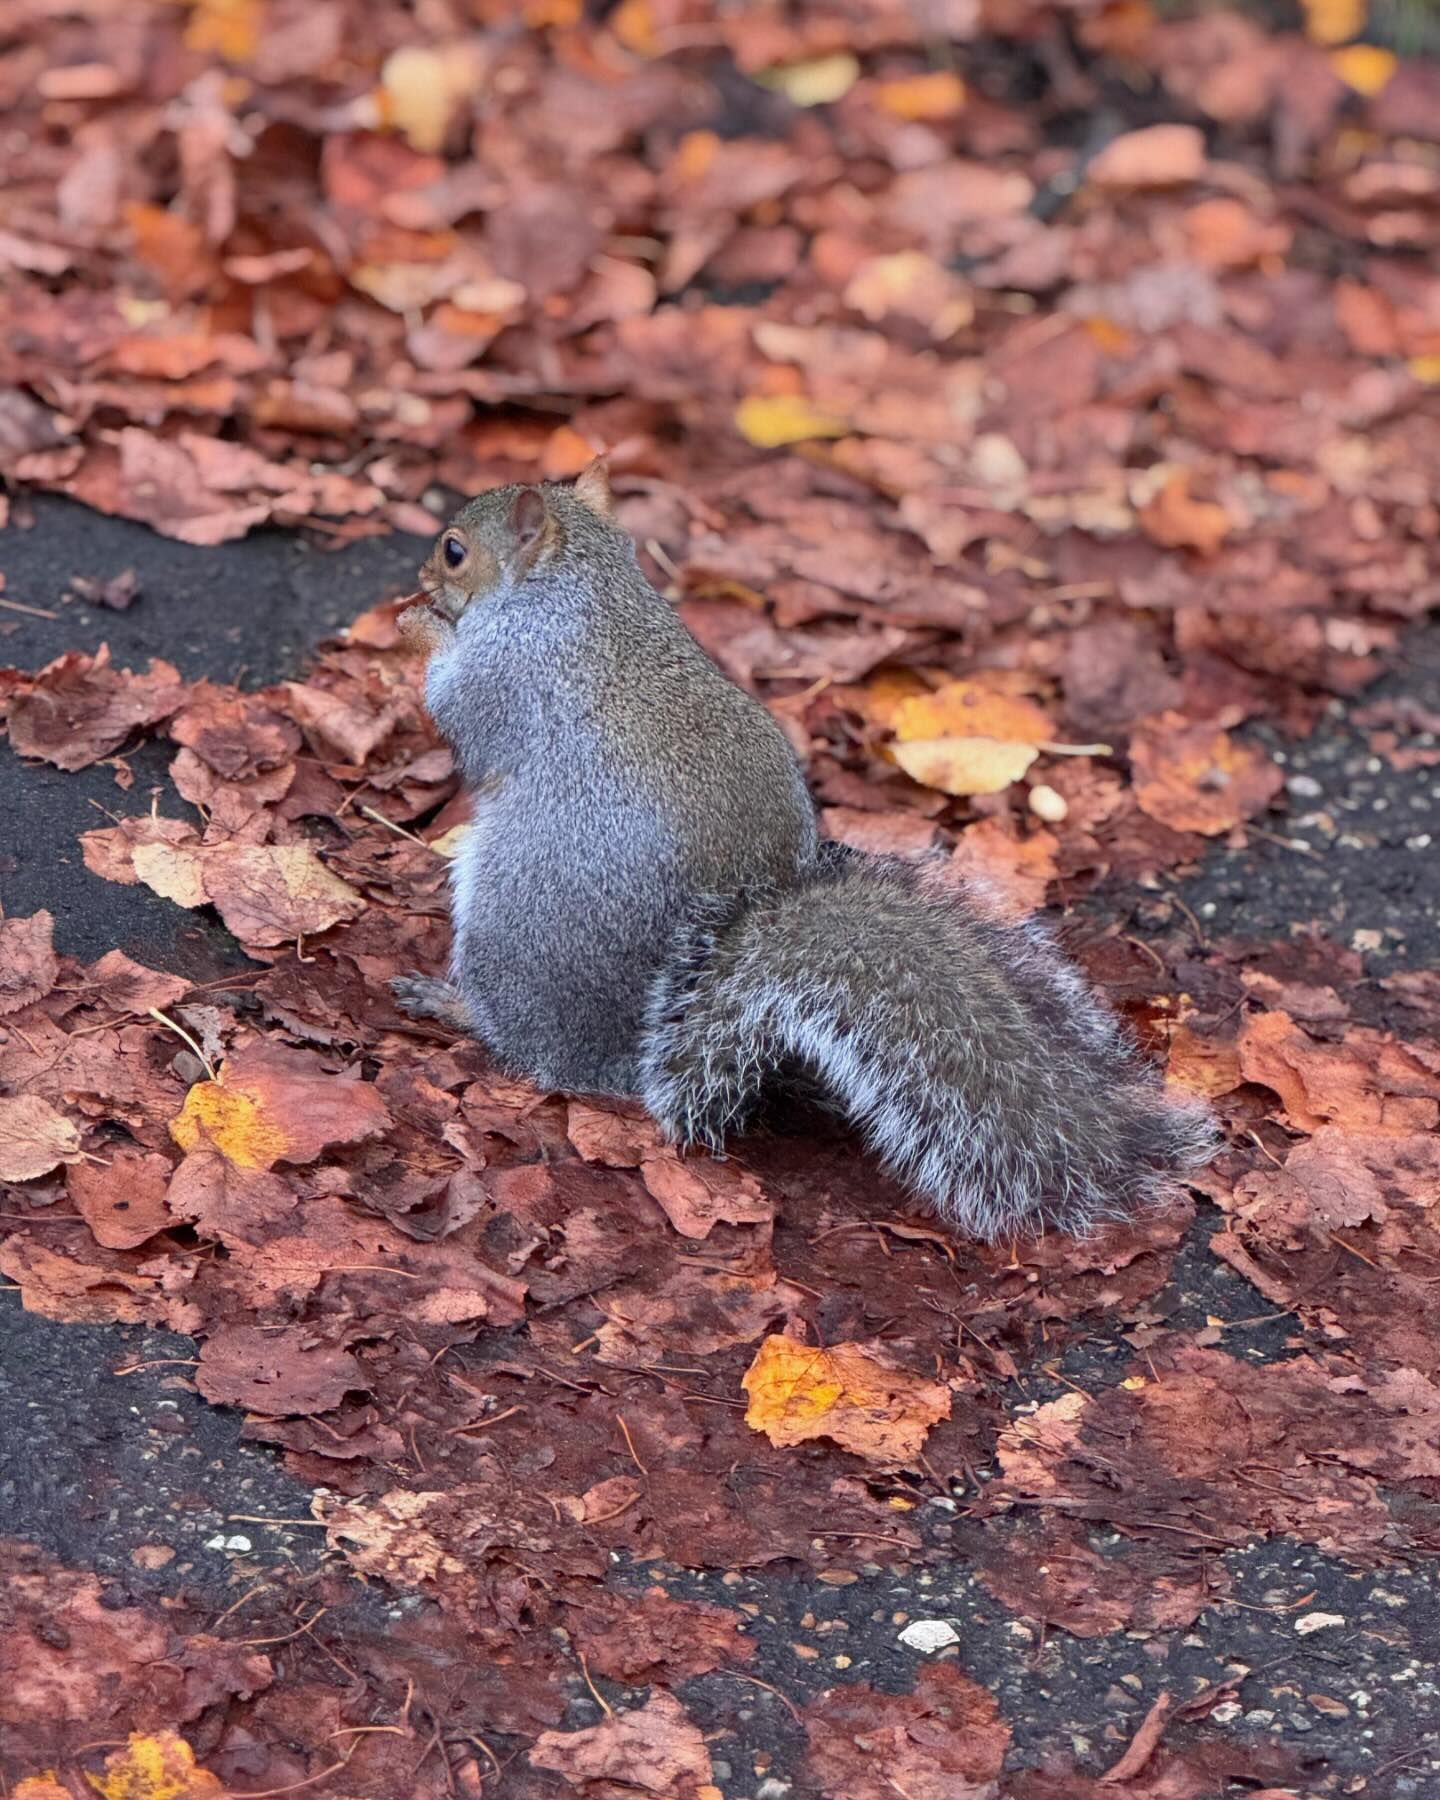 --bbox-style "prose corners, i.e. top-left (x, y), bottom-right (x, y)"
top-left (391, 974), bottom-right (471, 1032)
